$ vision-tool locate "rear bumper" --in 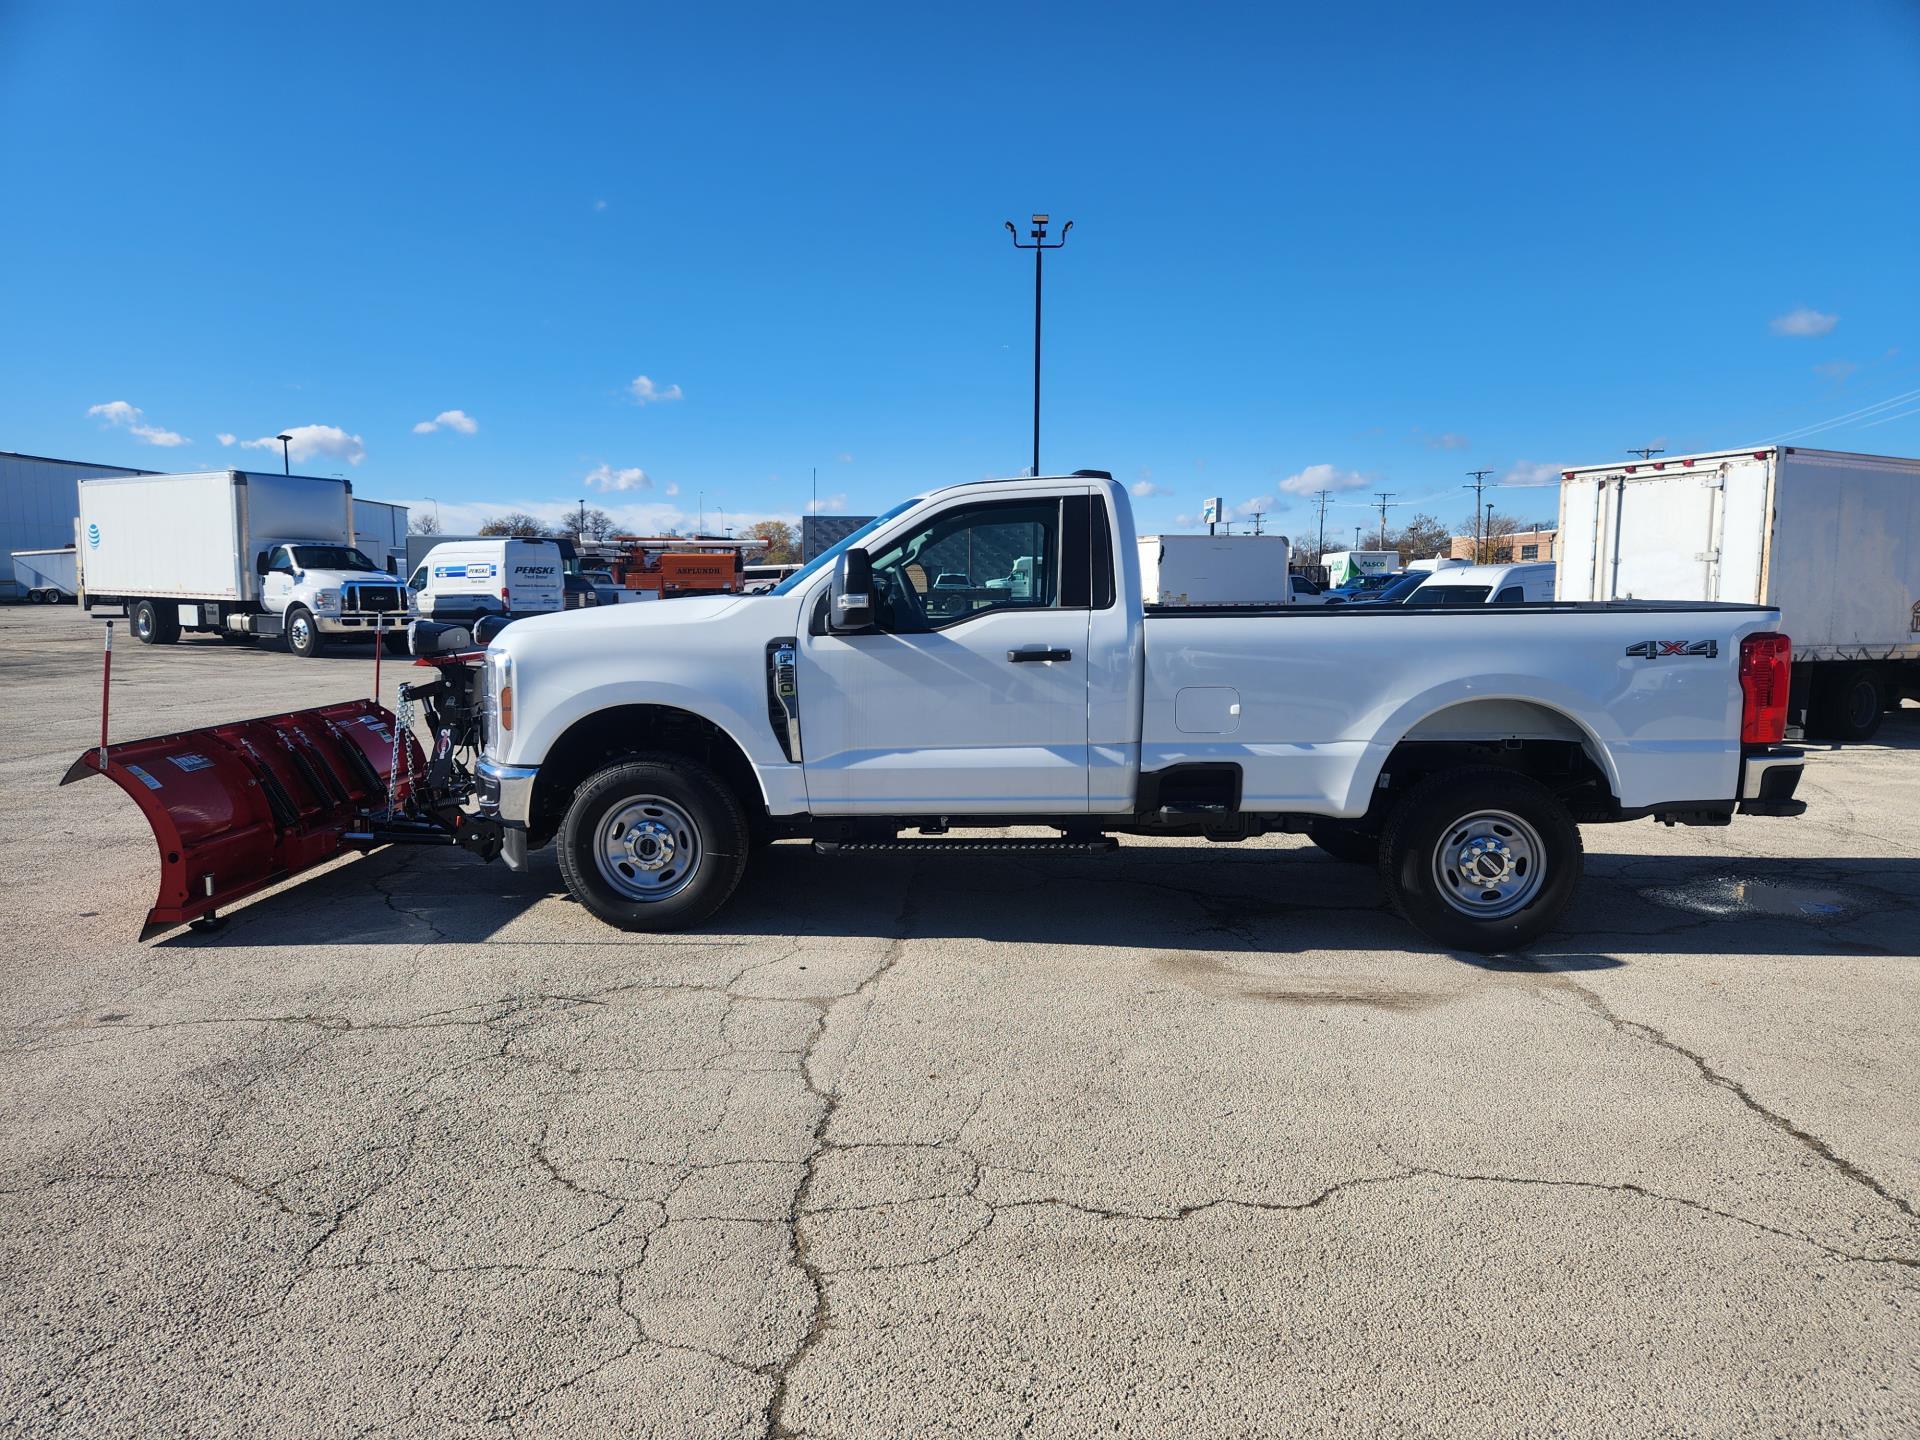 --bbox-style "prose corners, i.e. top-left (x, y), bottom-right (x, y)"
top-left (1737, 746), bottom-right (1806, 817)
top-left (477, 757), bottom-right (539, 870)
